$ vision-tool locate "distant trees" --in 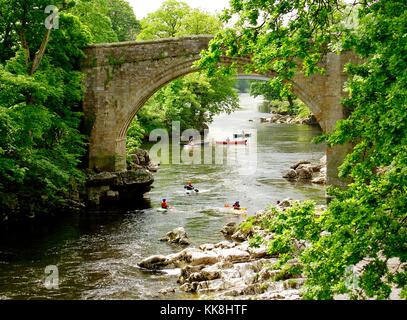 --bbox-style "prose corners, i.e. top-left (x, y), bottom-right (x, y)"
top-left (138, 0), bottom-right (222, 40)
top-left (68, 0), bottom-right (141, 43)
